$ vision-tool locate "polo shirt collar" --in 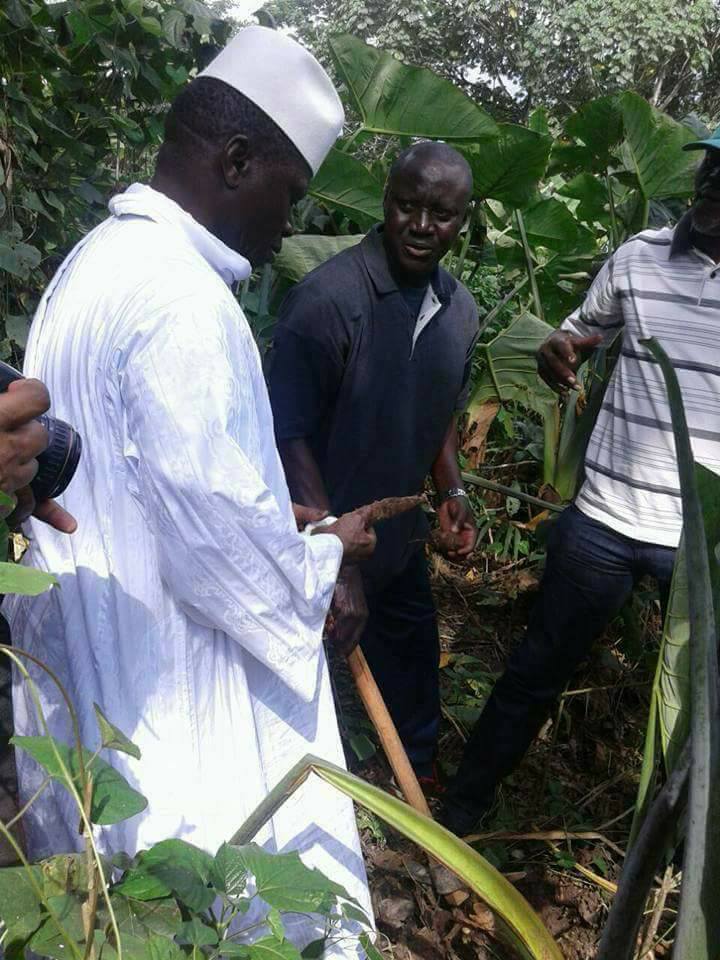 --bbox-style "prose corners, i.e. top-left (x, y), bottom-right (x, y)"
top-left (360, 224), bottom-right (456, 301)
top-left (669, 210), bottom-right (694, 258)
